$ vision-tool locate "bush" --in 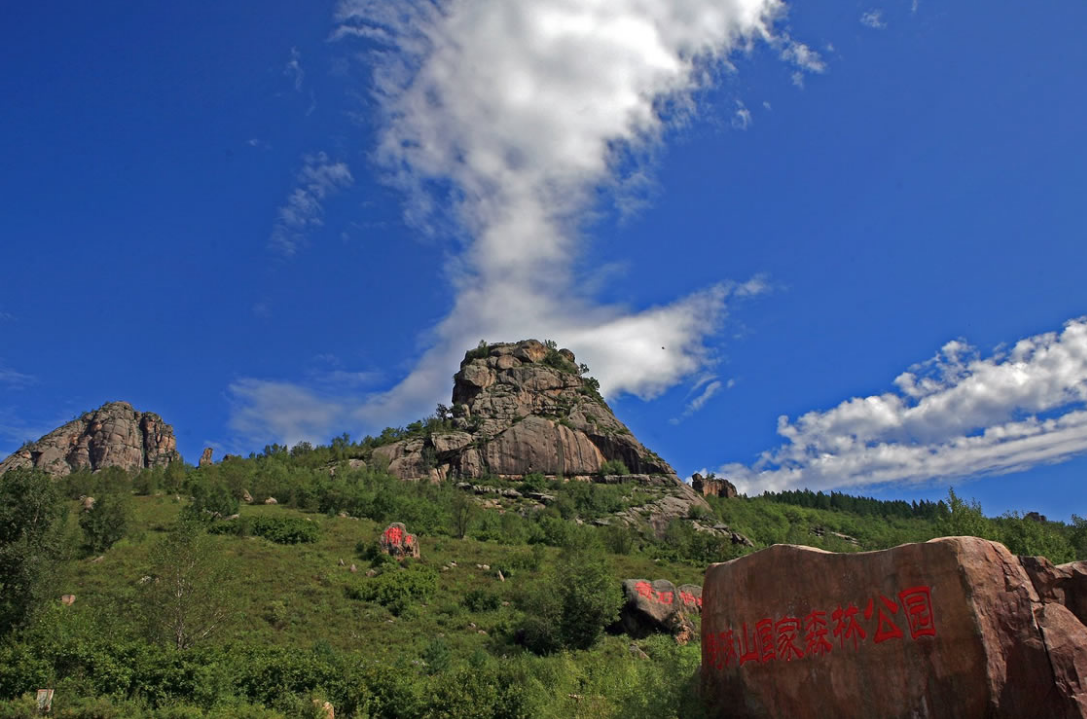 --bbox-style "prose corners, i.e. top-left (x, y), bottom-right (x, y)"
top-left (347, 564), bottom-right (438, 616)
top-left (599, 459), bottom-right (629, 476)
top-left (79, 492), bottom-right (132, 554)
top-left (463, 588), bottom-right (502, 613)
top-left (210, 516), bottom-right (318, 544)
